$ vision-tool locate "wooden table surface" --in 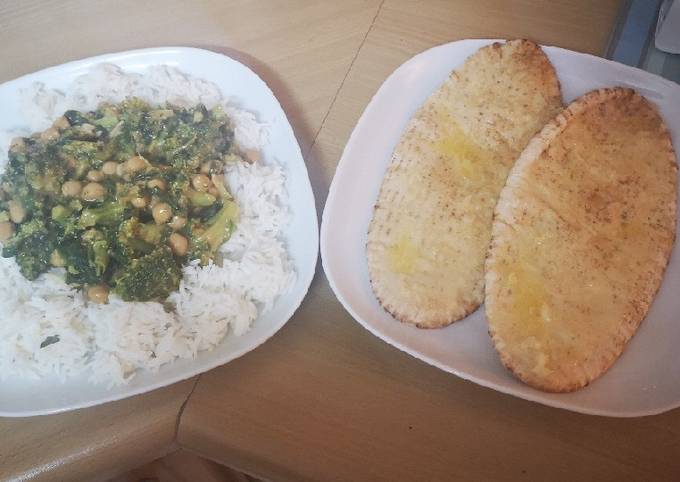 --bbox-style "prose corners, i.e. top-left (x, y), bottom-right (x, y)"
top-left (2, 1), bottom-right (680, 481)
